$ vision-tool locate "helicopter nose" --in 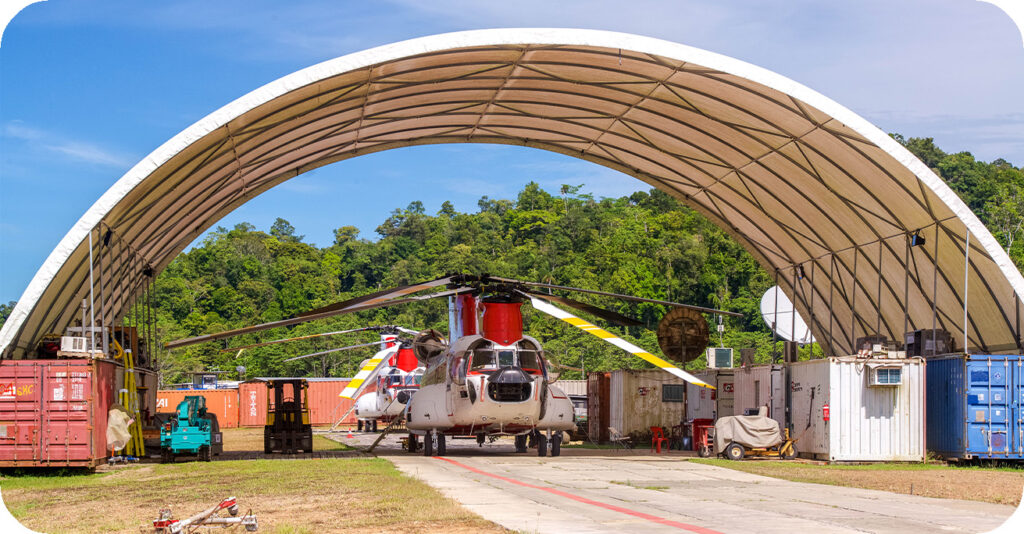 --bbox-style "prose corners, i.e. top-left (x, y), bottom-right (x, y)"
top-left (486, 367), bottom-right (533, 402)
